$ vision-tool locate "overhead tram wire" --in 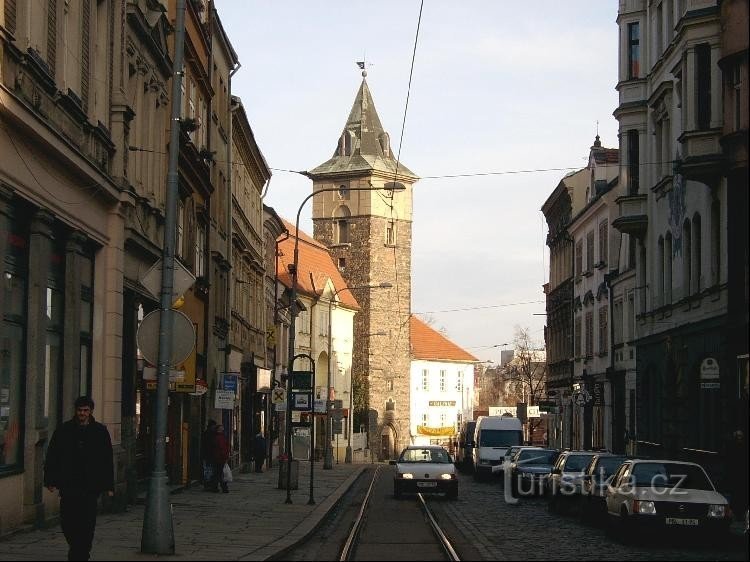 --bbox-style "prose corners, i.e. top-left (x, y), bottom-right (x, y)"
top-left (388, 0), bottom-right (424, 366)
